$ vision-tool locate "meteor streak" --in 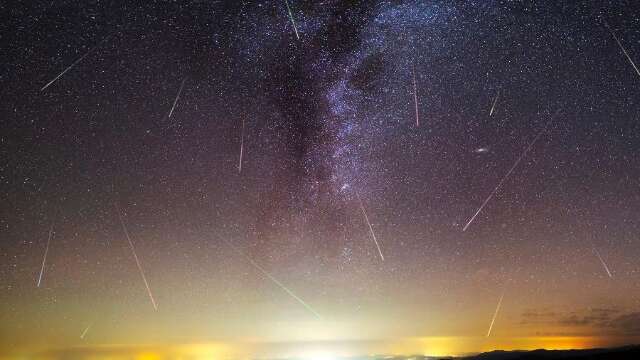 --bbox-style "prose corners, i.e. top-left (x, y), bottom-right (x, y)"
top-left (36, 224), bottom-right (54, 287)
top-left (487, 288), bottom-right (505, 337)
top-left (603, 20), bottom-right (640, 78)
top-left (489, 91), bottom-right (499, 116)
top-left (168, 77), bottom-right (187, 119)
top-left (115, 202), bottom-right (158, 311)
top-left (80, 323), bottom-right (92, 339)
top-left (223, 238), bottom-right (322, 320)
top-left (356, 191), bottom-right (384, 261)
top-left (284, 0), bottom-right (300, 40)
top-left (463, 111), bottom-right (558, 231)
top-left (593, 247), bottom-right (613, 278)
top-left (41, 34), bottom-right (112, 91)
top-left (238, 117), bottom-right (245, 173)
top-left (412, 64), bottom-right (420, 127)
